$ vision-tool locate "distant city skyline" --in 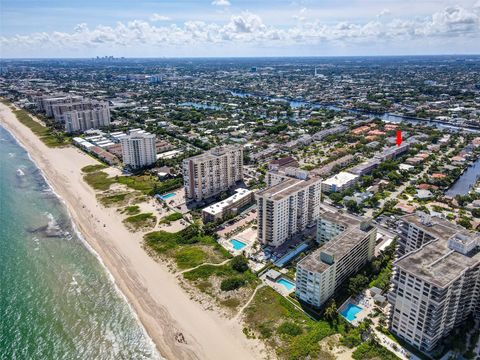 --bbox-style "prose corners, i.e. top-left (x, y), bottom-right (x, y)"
top-left (1, 0), bottom-right (480, 58)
